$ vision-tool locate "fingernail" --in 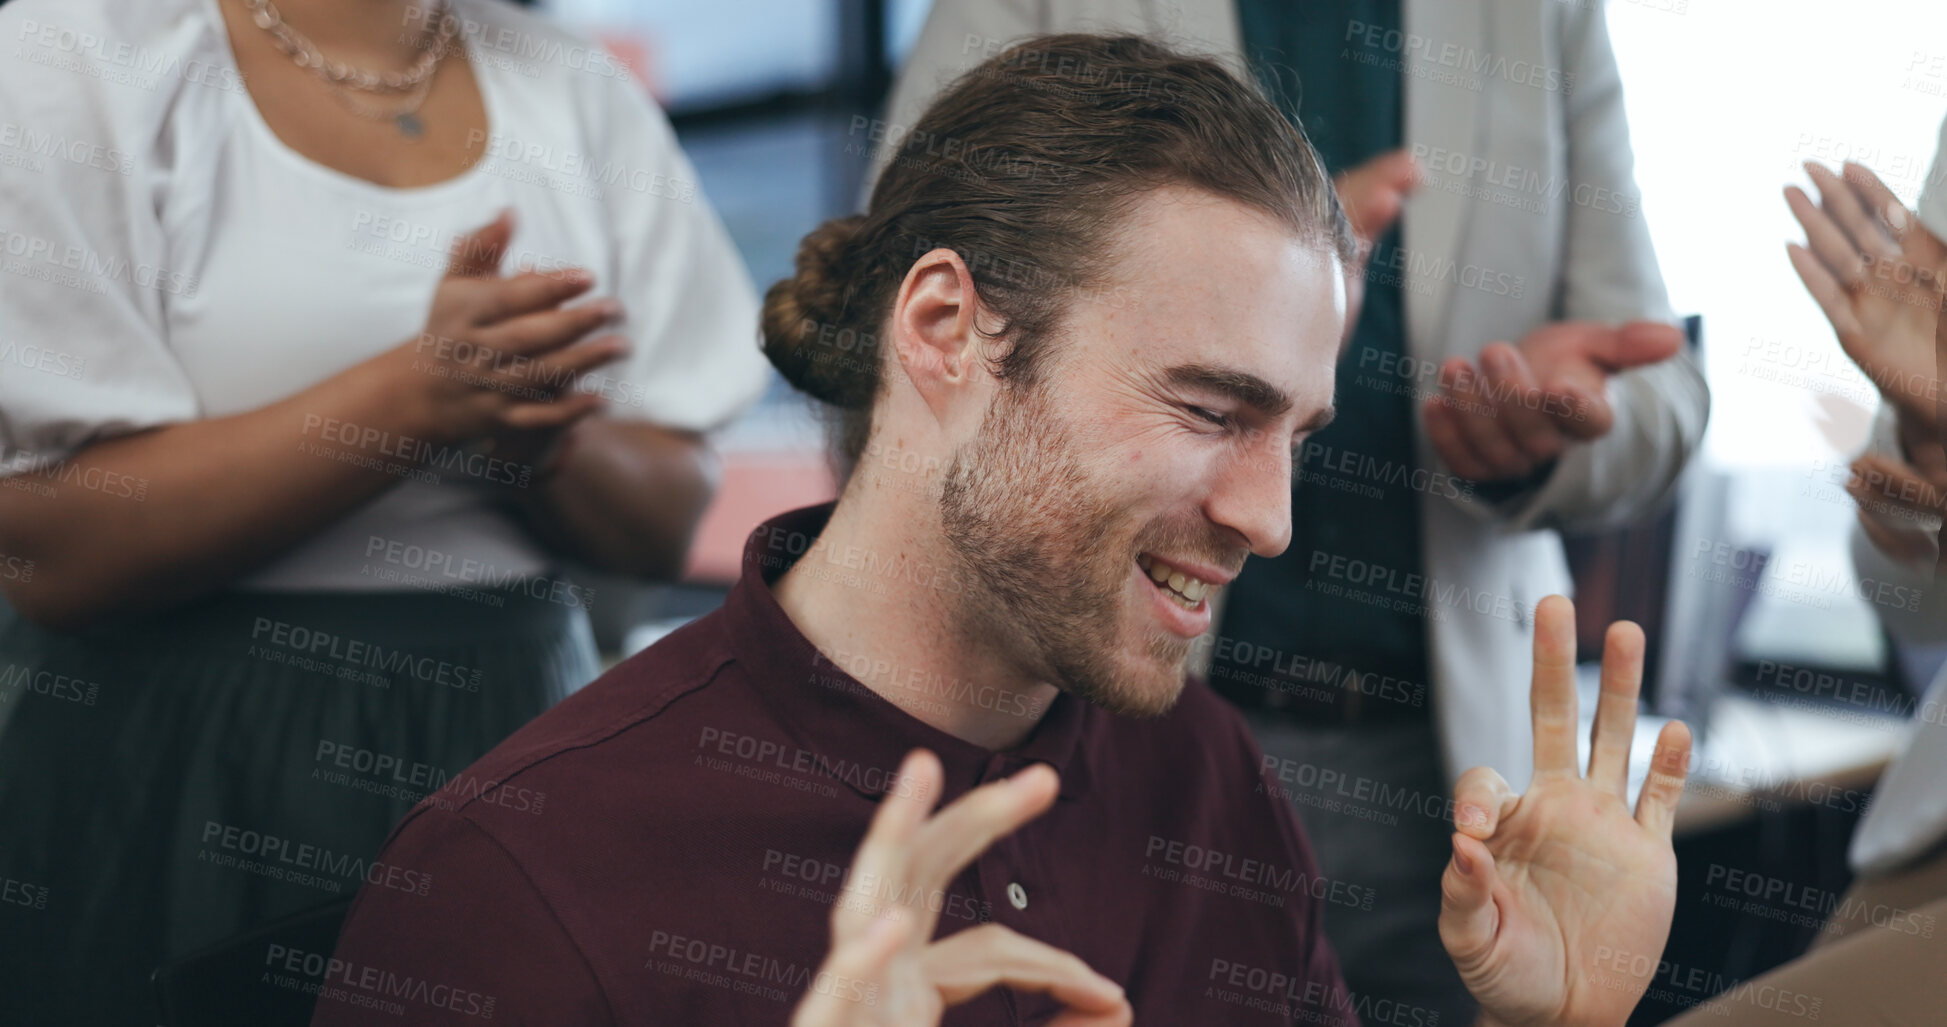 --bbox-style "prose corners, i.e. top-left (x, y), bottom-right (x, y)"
top-left (1452, 840), bottom-right (1474, 874)
top-left (1013, 764), bottom-right (1055, 792)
